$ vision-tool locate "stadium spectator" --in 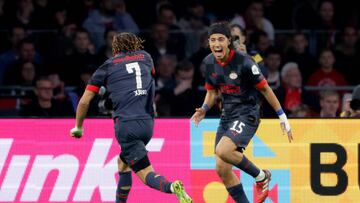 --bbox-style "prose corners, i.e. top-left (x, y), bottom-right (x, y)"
top-left (189, 31), bottom-right (211, 88)
top-left (183, 14), bottom-right (208, 57)
top-left (82, 0), bottom-right (116, 49)
top-left (82, 0), bottom-right (139, 49)
top-left (158, 59), bottom-right (201, 117)
top-left (154, 54), bottom-right (177, 116)
top-left (74, 64), bottom-right (96, 97)
top-left (264, 47), bottom-right (282, 90)
top-left (348, 85), bottom-right (360, 117)
top-left (315, 0), bottom-right (338, 48)
top-left (144, 22), bottom-right (185, 63)
top-left (48, 72), bottom-right (78, 112)
top-left (51, 22), bottom-right (78, 60)
top-left (19, 76), bottom-right (74, 117)
top-left (4, 61), bottom-right (37, 86)
top-left (249, 30), bottom-right (271, 56)
top-left (284, 32), bottom-right (317, 82)
top-left (178, 3), bottom-right (211, 30)
top-left (155, 0), bottom-right (171, 14)
top-left (113, 0), bottom-right (139, 34)
top-left (156, 3), bottom-right (186, 57)
top-left (262, 62), bottom-right (318, 117)
top-left (52, 5), bottom-right (67, 30)
top-left (231, 24), bottom-right (248, 53)
top-left (178, 3), bottom-right (210, 57)
top-left (307, 48), bottom-right (348, 90)
top-left (3, 39), bottom-right (42, 85)
top-left (334, 25), bottom-right (360, 85)
top-left (341, 84), bottom-right (360, 118)
top-left (8, 38), bottom-right (41, 64)
top-left (10, 0), bottom-right (36, 29)
top-left (230, 24), bottom-right (267, 77)
top-left (60, 29), bottom-right (96, 86)
top-left (231, 0), bottom-right (275, 41)
top-left (72, 65), bottom-right (100, 116)
top-left (0, 25), bottom-right (27, 84)
top-left (154, 54), bottom-right (177, 90)
top-left (157, 4), bottom-right (182, 35)
top-left (96, 28), bottom-right (116, 65)
top-left (318, 90), bottom-right (340, 117)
